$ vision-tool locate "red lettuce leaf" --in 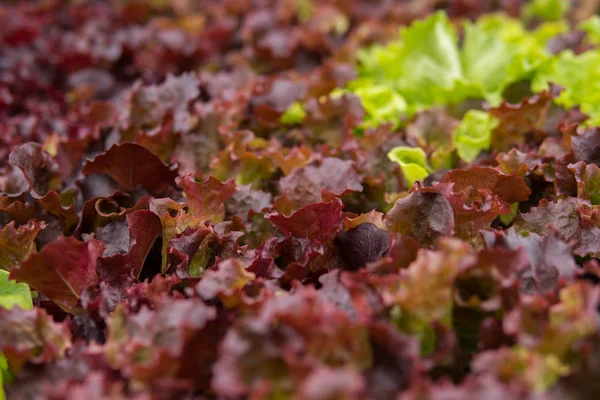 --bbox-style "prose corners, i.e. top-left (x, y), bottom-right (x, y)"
top-left (334, 223), bottom-right (391, 271)
top-left (0, 220), bottom-right (45, 271)
top-left (9, 142), bottom-right (61, 198)
top-left (440, 167), bottom-right (532, 205)
top-left (178, 173), bottom-right (236, 223)
top-left (96, 210), bottom-right (162, 280)
top-left (278, 157), bottom-right (363, 210)
top-left (384, 188), bottom-right (455, 245)
top-left (266, 199), bottom-right (344, 243)
top-left (0, 307), bottom-right (71, 373)
top-left (82, 142), bottom-right (178, 195)
top-left (10, 236), bottom-right (104, 312)
top-left (486, 90), bottom-right (552, 152)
